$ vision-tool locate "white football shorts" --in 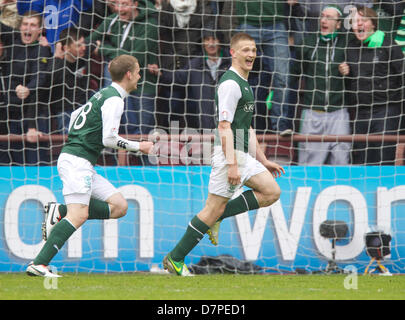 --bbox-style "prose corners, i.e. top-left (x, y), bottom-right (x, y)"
top-left (208, 146), bottom-right (267, 198)
top-left (57, 152), bottom-right (118, 205)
